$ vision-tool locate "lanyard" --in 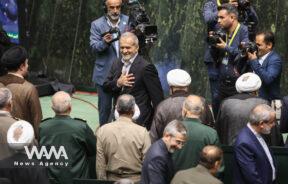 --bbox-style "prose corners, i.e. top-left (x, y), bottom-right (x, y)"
top-left (226, 23), bottom-right (240, 46)
top-left (217, 0), bottom-right (221, 6)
